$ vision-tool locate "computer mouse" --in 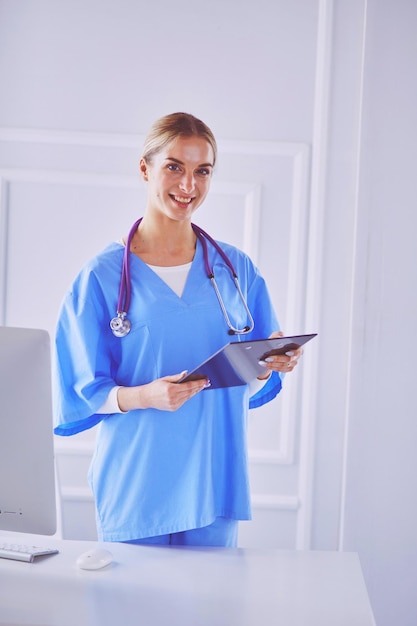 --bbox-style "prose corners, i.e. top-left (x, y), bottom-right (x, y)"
top-left (76, 548), bottom-right (113, 570)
